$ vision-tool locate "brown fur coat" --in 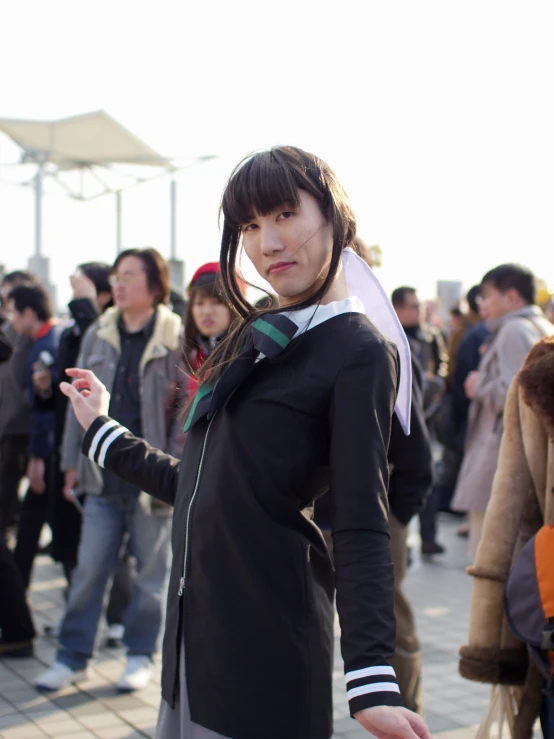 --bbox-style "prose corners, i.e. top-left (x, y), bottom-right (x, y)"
top-left (459, 335), bottom-right (554, 738)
